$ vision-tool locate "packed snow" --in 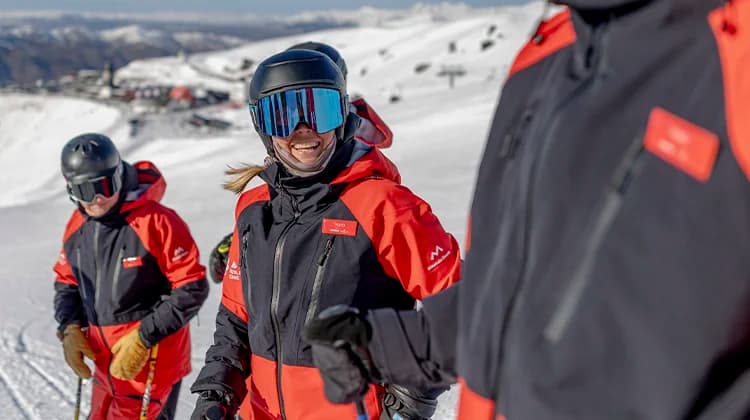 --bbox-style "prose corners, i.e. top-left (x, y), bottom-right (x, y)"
top-left (0, 2), bottom-right (542, 419)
